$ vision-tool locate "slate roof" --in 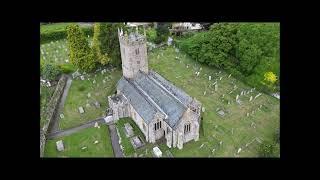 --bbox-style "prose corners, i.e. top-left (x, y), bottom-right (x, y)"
top-left (117, 71), bottom-right (191, 129)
